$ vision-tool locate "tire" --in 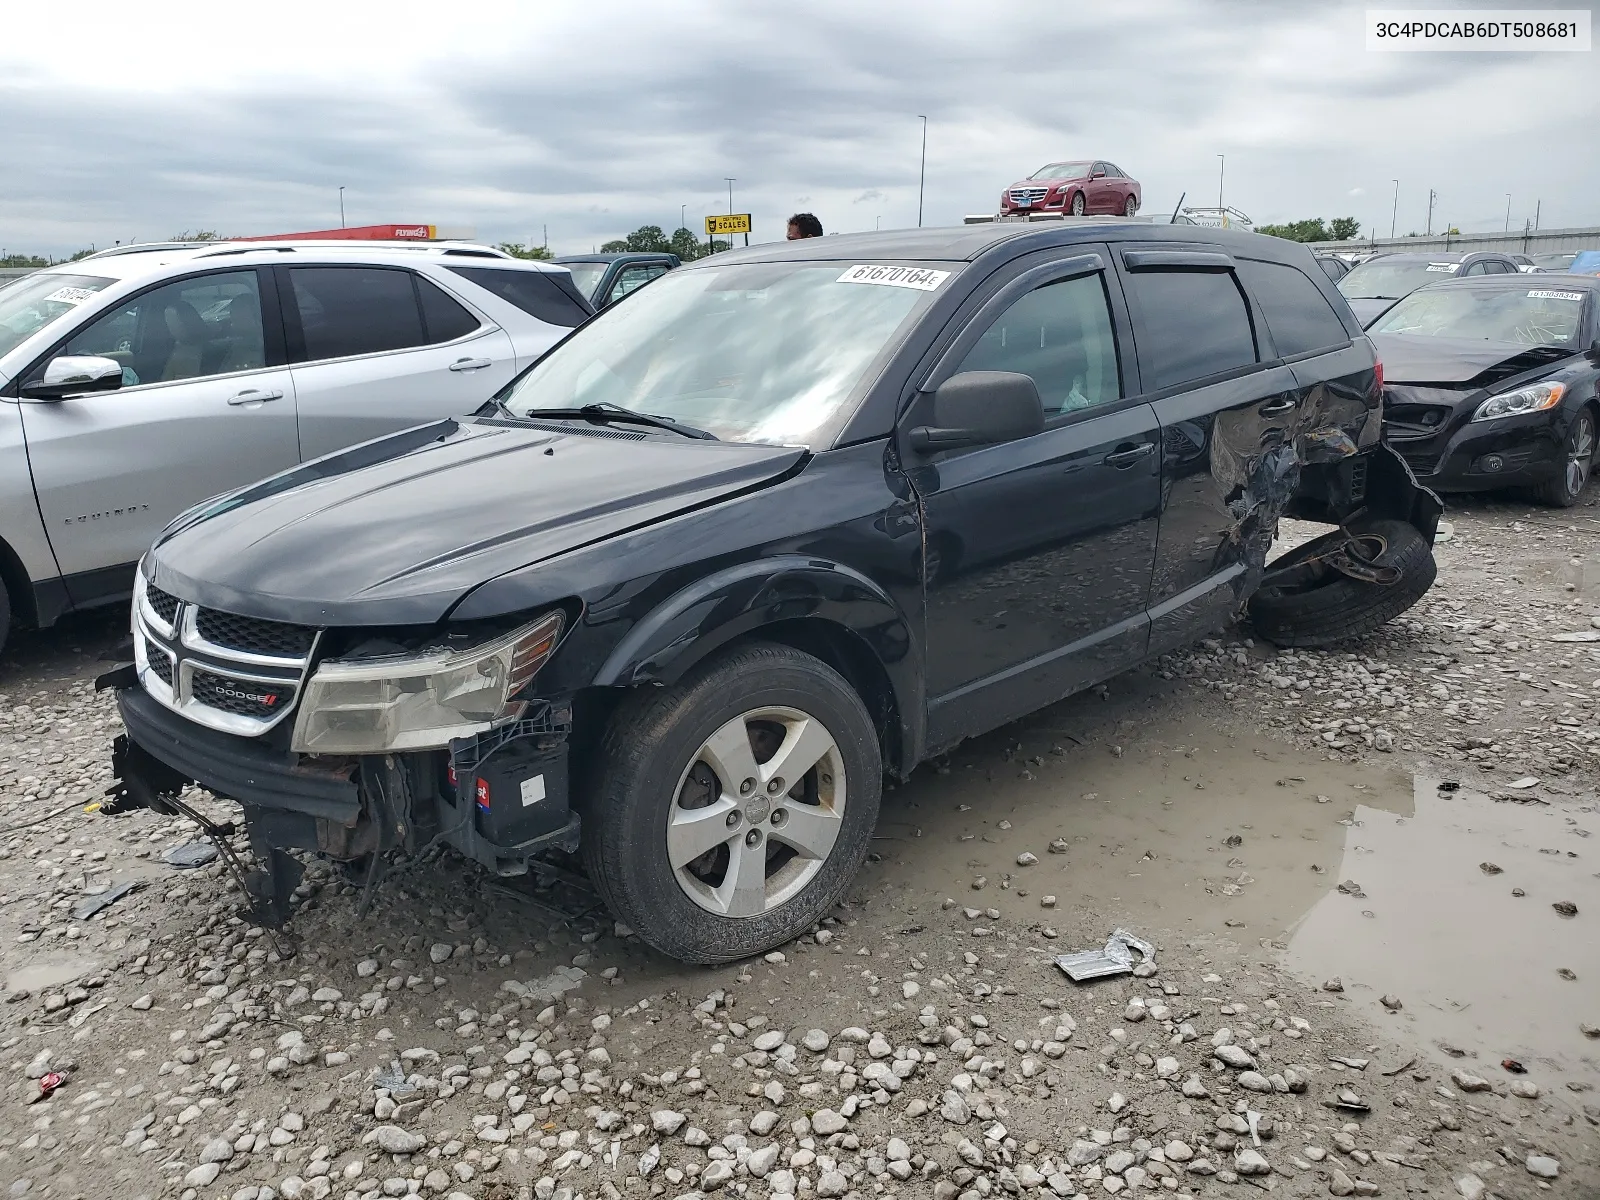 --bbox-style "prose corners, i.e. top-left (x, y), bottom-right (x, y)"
top-left (1248, 518), bottom-right (1435, 649)
top-left (1532, 406), bottom-right (1596, 507)
top-left (0, 581), bottom-right (10, 658)
top-left (1124, 195), bottom-right (1138, 217)
top-left (583, 642), bottom-right (882, 964)
top-left (1071, 192), bottom-right (1086, 216)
